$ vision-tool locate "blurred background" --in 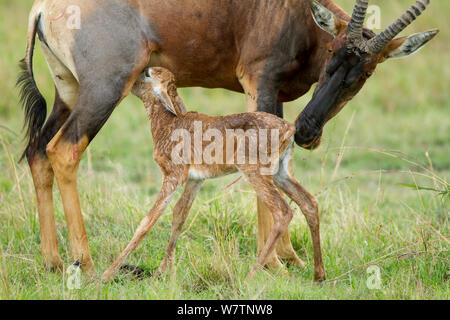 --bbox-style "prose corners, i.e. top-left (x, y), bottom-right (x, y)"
top-left (0, 1), bottom-right (448, 299)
